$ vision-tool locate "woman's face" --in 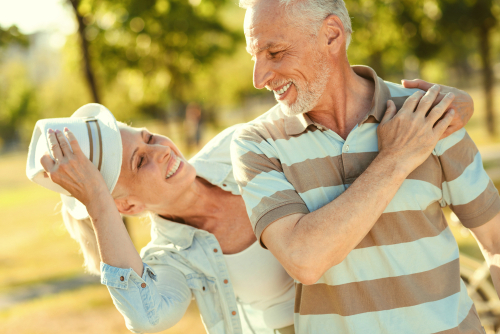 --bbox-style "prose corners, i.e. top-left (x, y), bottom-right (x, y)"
top-left (114, 126), bottom-right (197, 215)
